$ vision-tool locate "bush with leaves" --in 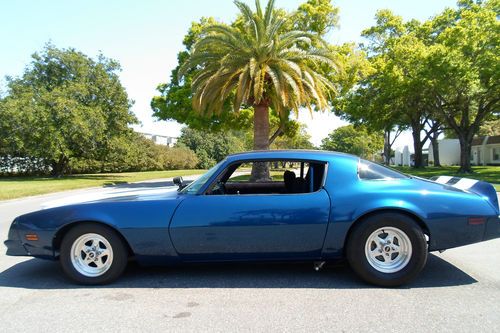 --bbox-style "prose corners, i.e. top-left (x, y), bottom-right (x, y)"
top-left (321, 125), bottom-right (383, 159)
top-left (177, 127), bottom-right (247, 169)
